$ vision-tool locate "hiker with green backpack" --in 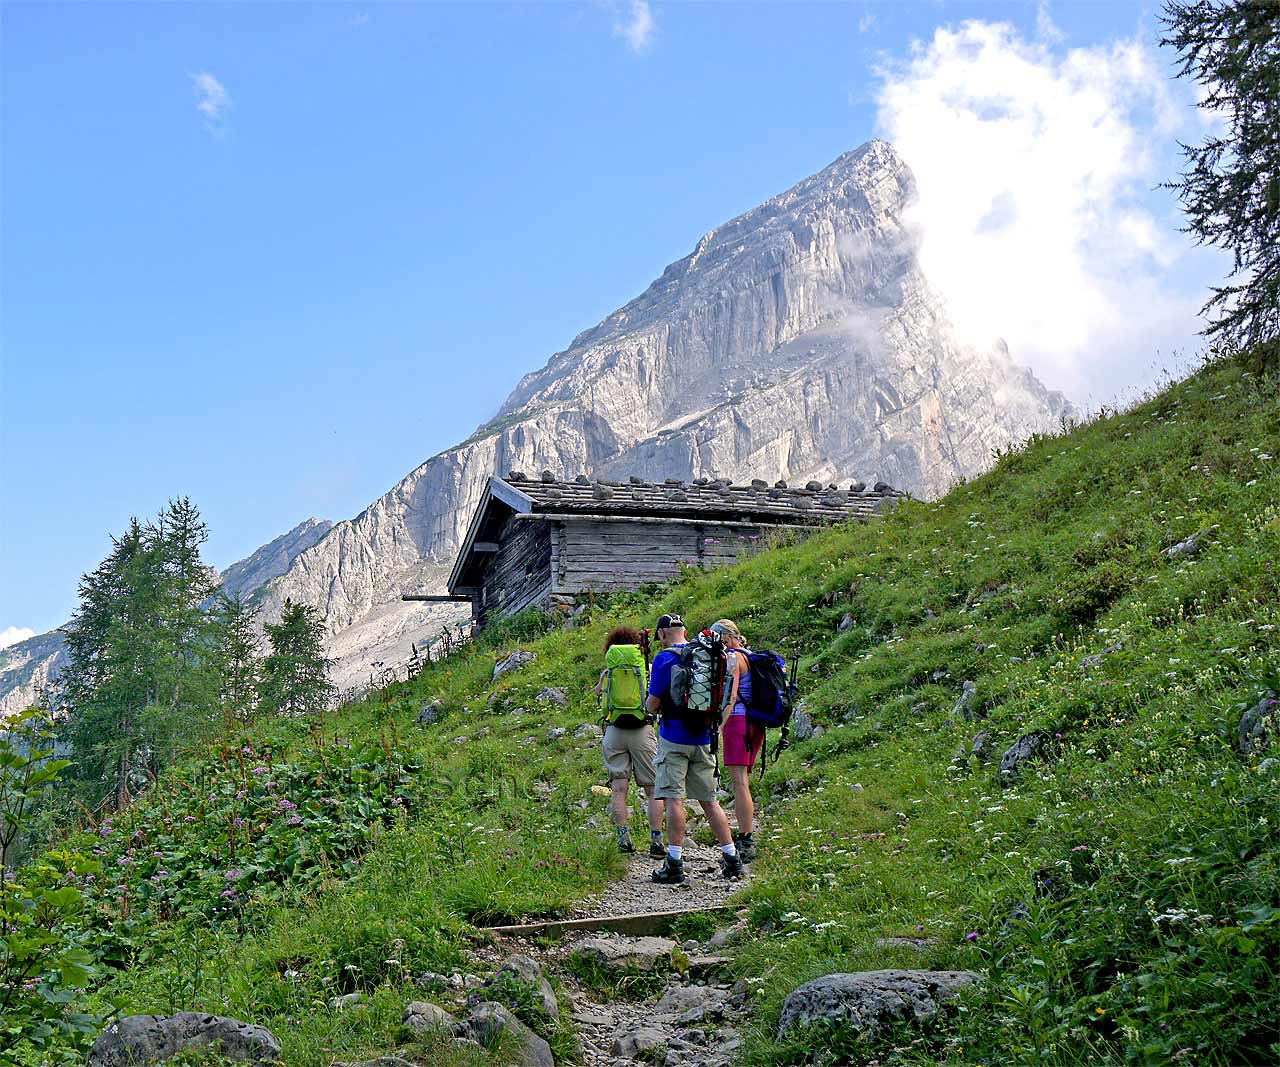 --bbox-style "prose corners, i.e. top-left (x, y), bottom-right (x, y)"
top-left (593, 626), bottom-right (665, 857)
